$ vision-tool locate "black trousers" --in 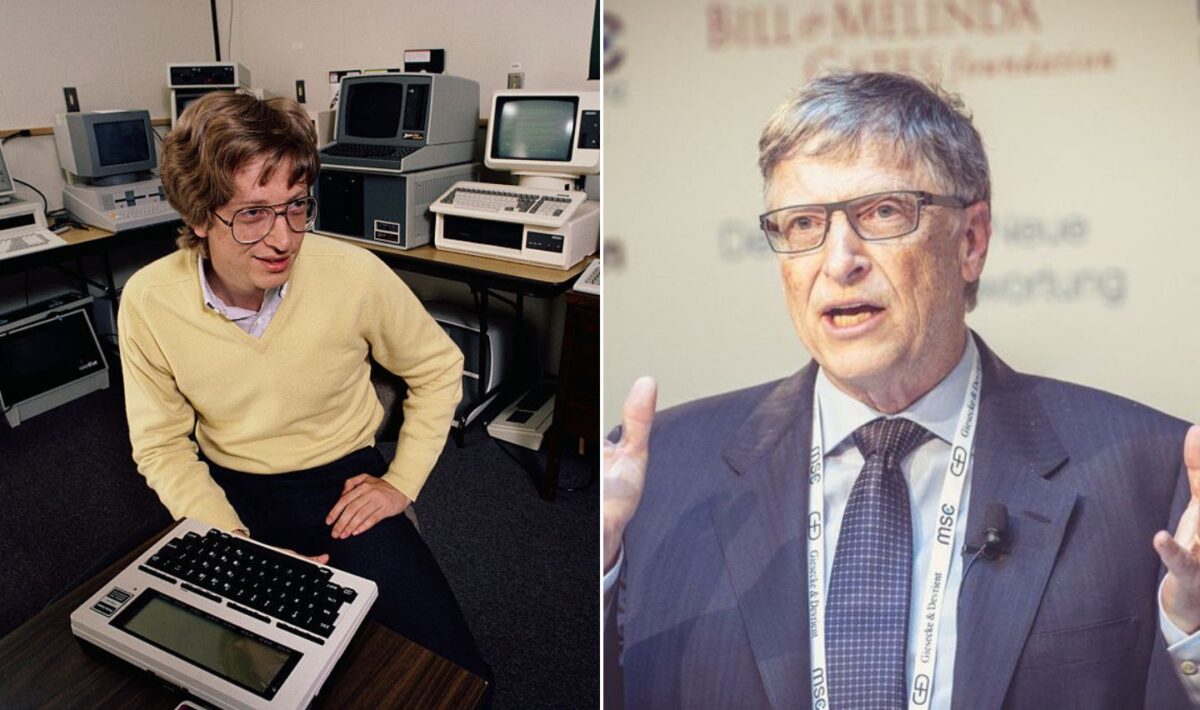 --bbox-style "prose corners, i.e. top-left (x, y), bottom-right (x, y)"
top-left (206, 447), bottom-right (492, 698)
